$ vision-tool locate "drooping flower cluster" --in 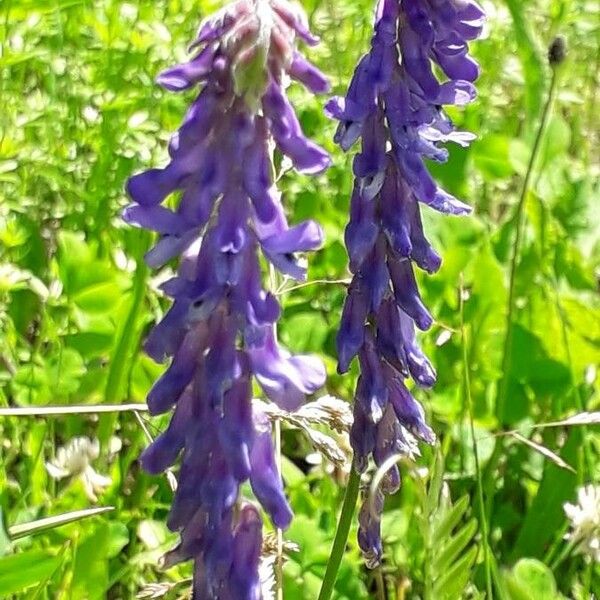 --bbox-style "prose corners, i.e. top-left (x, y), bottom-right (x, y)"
top-left (124, 1), bottom-right (329, 596)
top-left (327, 0), bottom-right (484, 567)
